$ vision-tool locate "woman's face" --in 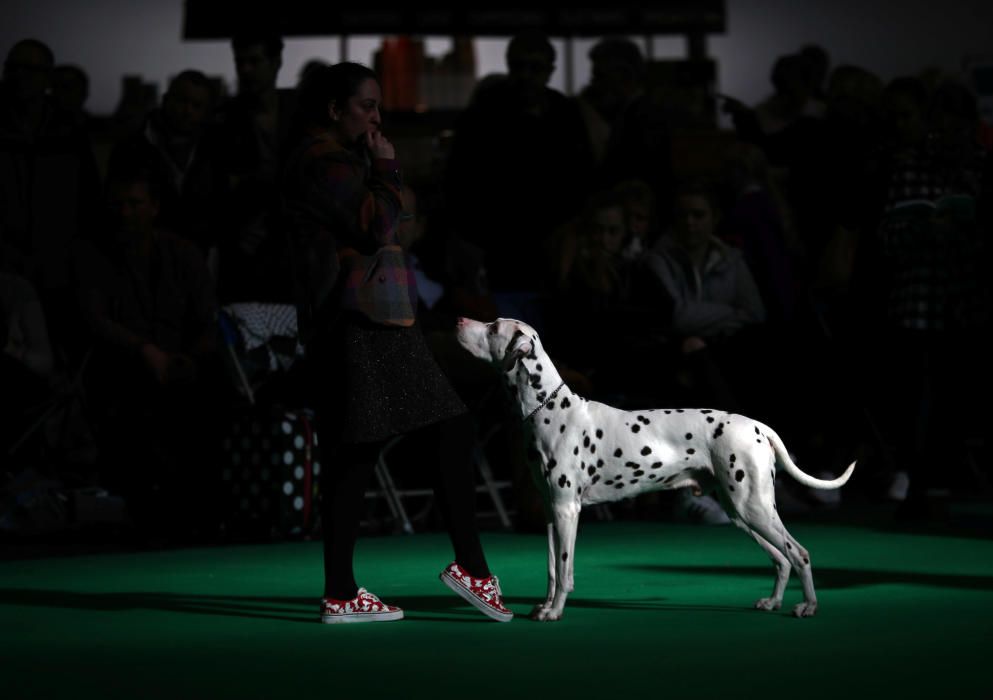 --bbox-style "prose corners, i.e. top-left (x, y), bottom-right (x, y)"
top-left (332, 77), bottom-right (383, 143)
